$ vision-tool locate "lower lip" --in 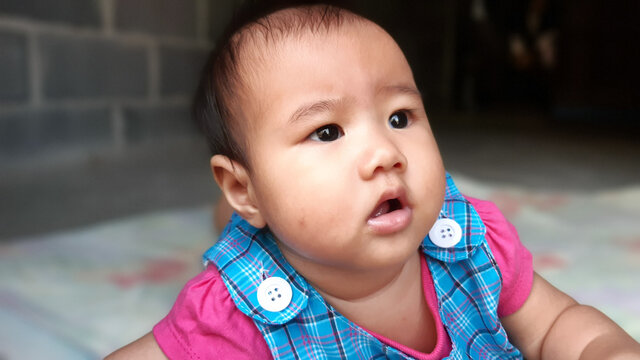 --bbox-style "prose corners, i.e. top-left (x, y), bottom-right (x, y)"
top-left (367, 207), bottom-right (412, 235)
